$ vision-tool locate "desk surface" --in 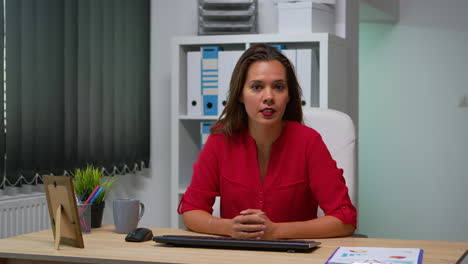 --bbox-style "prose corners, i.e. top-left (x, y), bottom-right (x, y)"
top-left (0, 226), bottom-right (466, 264)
